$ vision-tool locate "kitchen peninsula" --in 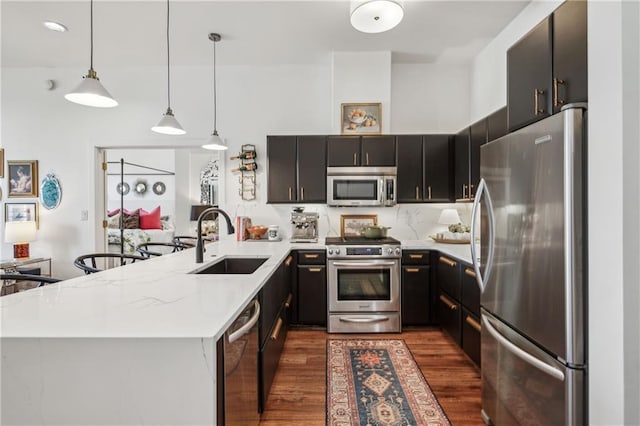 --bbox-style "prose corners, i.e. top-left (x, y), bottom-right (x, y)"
top-left (0, 239), bottom-right (472, 425)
